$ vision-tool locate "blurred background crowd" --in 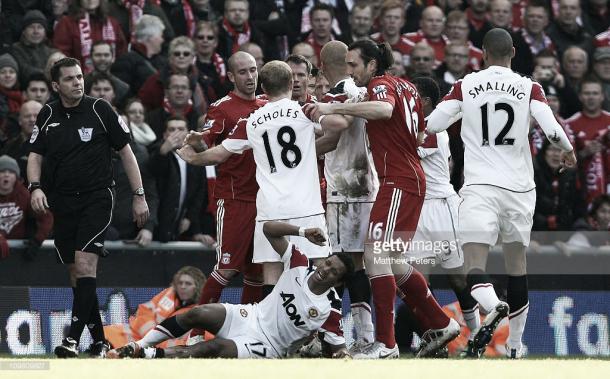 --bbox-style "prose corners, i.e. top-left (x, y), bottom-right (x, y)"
top-left (0, 0), bottom-right (609, 259)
